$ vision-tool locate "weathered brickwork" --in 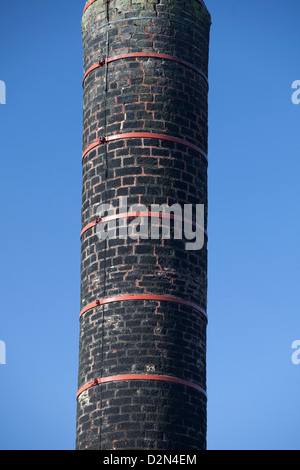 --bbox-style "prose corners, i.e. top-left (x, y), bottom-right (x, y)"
top-left (77, 381), bottom-right (207, 450)
top-left (77, 0), bottom-right (211, 450)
